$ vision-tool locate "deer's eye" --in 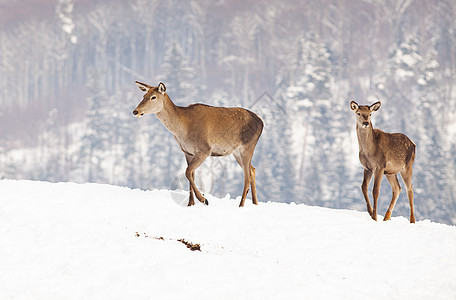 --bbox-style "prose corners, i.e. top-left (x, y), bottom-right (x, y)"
top-left (150, 96), bottom-right (157, 101)
top-left (357, 113), bottom-right (360, 116)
